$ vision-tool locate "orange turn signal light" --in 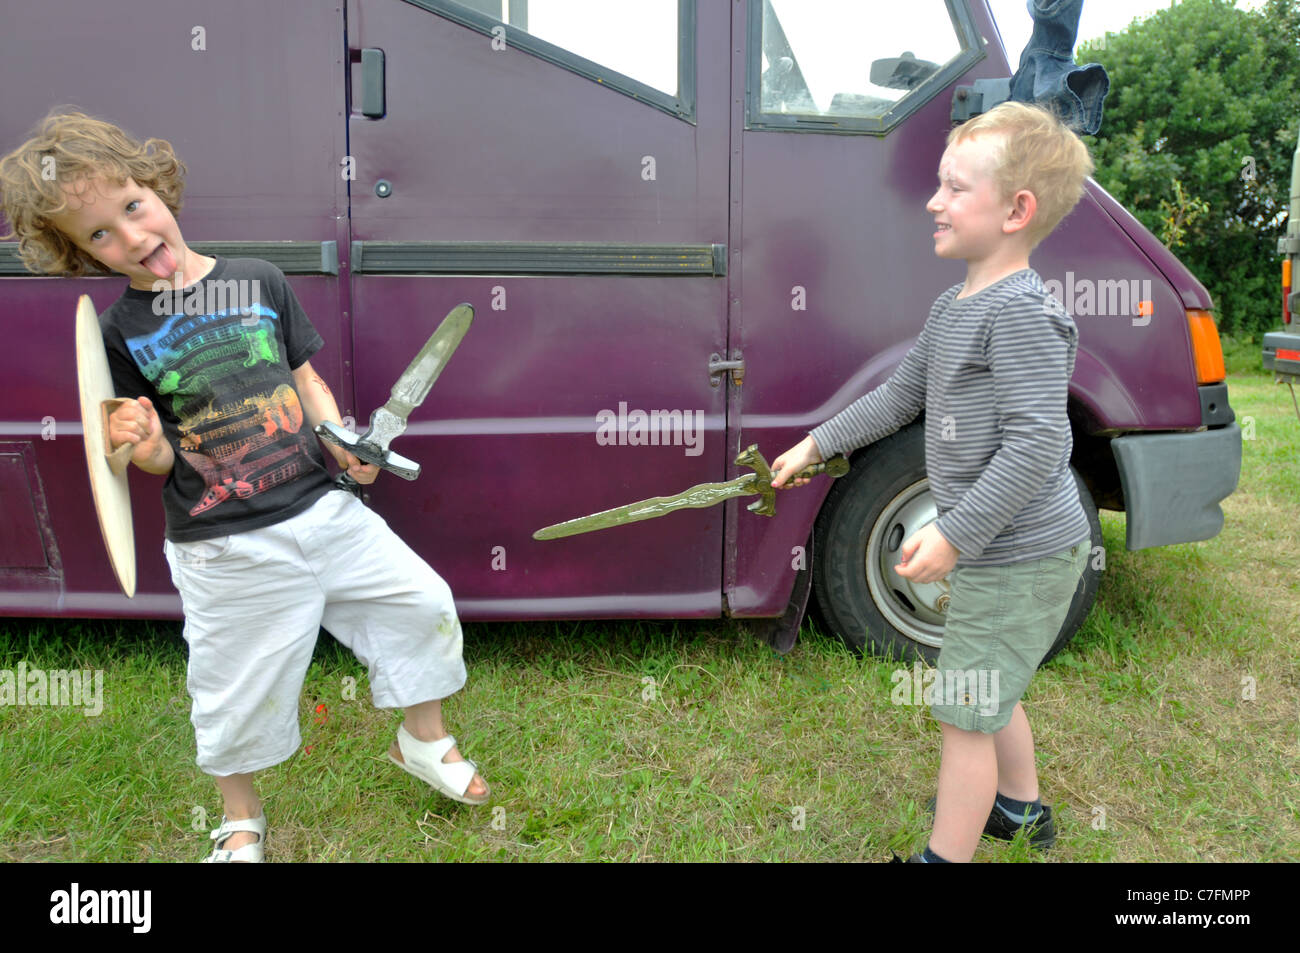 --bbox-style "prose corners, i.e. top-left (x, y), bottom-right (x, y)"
top-left (1186, 310), bottom-right (1226, 384)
